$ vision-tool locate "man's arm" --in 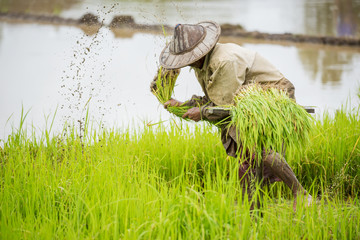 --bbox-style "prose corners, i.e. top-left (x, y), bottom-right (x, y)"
top-left (163, 95), bottom-right (229, 122)
top-left (200, 102), bottom-right (231, 122)
top-left (181, 100), bottom-right (231, 123)
top-left (163, 94), bottom-right (209, 111)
